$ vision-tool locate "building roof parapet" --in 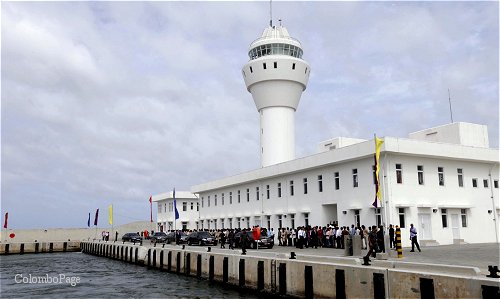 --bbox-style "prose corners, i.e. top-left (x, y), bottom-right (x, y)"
top-left (192, 136), bottom-right (498, 194)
